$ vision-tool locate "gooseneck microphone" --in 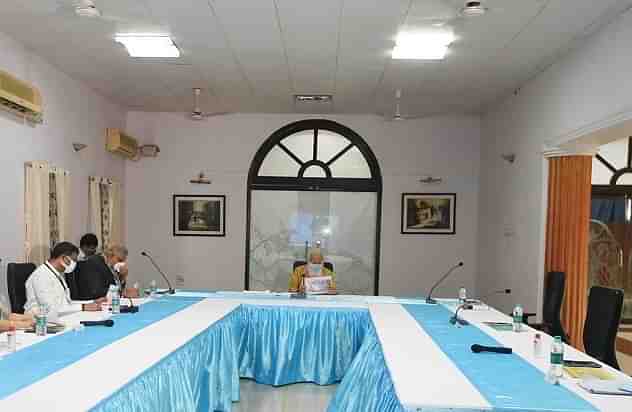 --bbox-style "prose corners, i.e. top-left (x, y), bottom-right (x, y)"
top-left (141, 251), bottom-right (176, 295)
top-left (81, 319), bottom-right (114, 327)
top-left (466, 288), bottom-right (511, 304)
top-left (450, 303), bottom-right (472, 326)
top-left (426, 262), bottom-right (464, 304)
top-left (471, 344), bottom-right (512, 354)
